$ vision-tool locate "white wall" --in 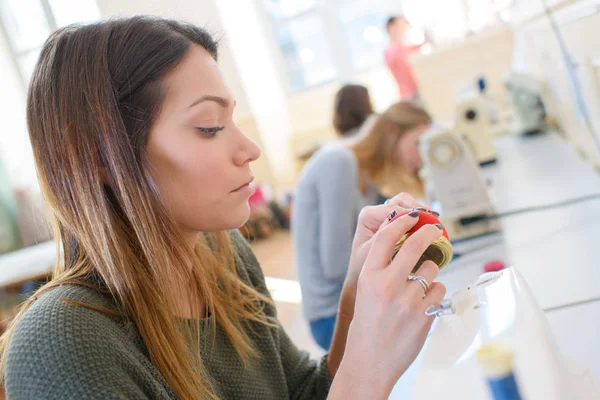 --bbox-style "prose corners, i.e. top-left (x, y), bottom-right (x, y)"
top-left (510, 0), bottom-right (600, 166)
